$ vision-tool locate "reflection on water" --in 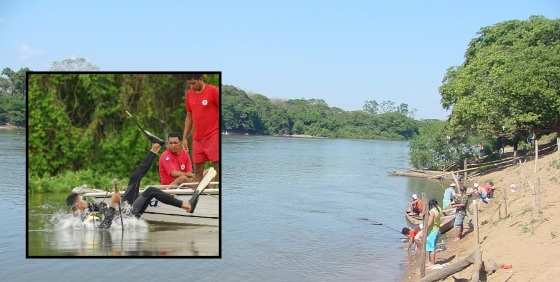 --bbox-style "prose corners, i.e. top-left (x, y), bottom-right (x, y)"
top-left (40, 212), bottom-right (149, 256)
top-left (28, 194), bottom-right (219, 257)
